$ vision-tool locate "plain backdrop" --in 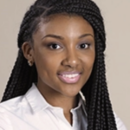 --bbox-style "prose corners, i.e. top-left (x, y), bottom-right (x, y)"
top-left (0, 0), bottom-right (129, 129)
